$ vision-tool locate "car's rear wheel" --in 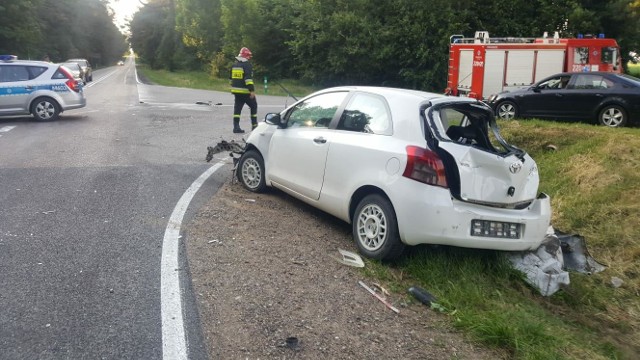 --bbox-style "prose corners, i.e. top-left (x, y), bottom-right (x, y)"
top-left (31, 97), bottom-right (60, 121)
top-left (598, 105), bottom-right (627, 127)
top-left (237, 150), bottom-right (266, 192)
top-left (496, 101), bottom-right (518, 120)
top-left (353, 194), bottom-right (404, 261)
